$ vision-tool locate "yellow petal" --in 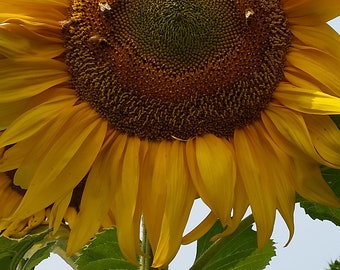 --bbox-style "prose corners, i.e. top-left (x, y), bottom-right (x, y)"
top-left (0, 88), bottom-right (75, 128)
top-left (304, 115), bottom-right (340, 167)
top-left (0, 173), bottom-right (22, 218)
top-left (11, 104), bottom-right (107, 218)
top-left (0, 100), bottom-right (30, 127)
top-left (284, 66), bottom-right (324, 92)
top-left (213, 178), bottom-right (249, 239)
top-left (186, 134), bottom-right (236, 224)
top-left (283, 0), bottom-right (340, 25)
top-left (232, 120), bottom-right (295, 247)
top-left (259, 122), bottom-right (296, 243)
top-left (263, 105), bottom-right (339, 168)
top-left (63, 207), bottom-right (77, 230)
top-left (0, 58), bottom-right (69, 102)
top-left (291, 24), bottom-right (340, 60)
top-left (0, 1), bottom-right (68, 25)
top-left (11, 103), bottom-right (86, 188)
top-left (152, 140), bottom-right (196, 268)
top-left (141, 141), bottom-right (169, 254)
top-left (234, 123), bottom-right (276, 249)
top-left (49, 191), bottom-right (72, 233)
top-left (293, 160), bottom-right (340, 207)
top-left (0, 93), bottom-right (76, 147)
top-left (0, 141), bottom-right (32, 172)
top-left (255, 125), bottom-right (295, 246)
top-left (274, 83), bottom-right (340, 115)
top-left (287, 48), bottom-right (340, 97)
top-left (67, 132), bottom-right (120, 256)
top-left (0, 23), bottom-right (64, 58)
top-left (182, 211), bottom-right (217, 245)
top-left (110, 135), bottom-right (143, 265)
